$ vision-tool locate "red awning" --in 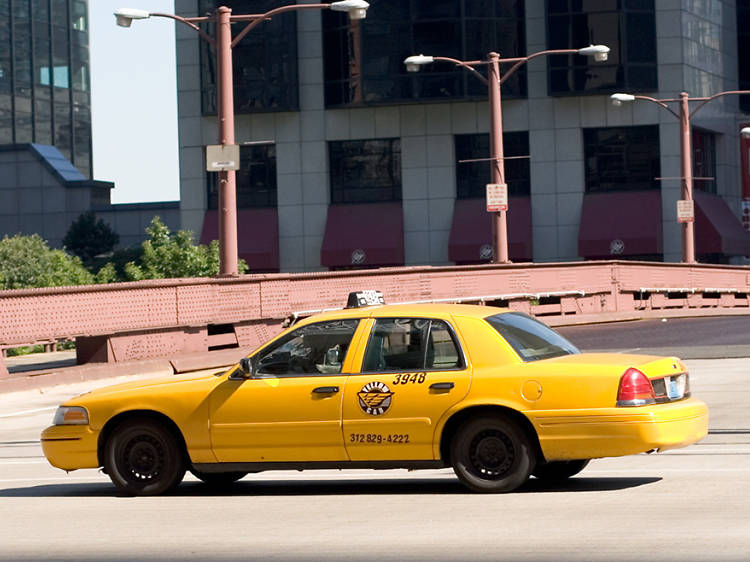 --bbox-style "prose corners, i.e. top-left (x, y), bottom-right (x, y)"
top-left (200, 209), bottom-right (279, 272)
top-left (578, 191), bottom-right (662, 258)
top-left (448, 197), bottom-right (532, 263)
top-left (694, 190), bottom-right (750, 257)
top-left (321, 202), bottom-right (404, 268)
